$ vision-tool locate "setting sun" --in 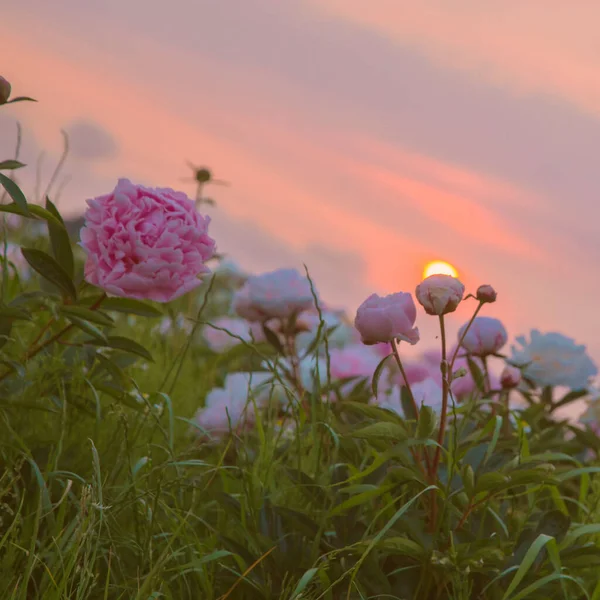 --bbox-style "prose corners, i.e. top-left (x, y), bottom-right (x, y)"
top-left (423, 260), bottom-right (458, 279)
